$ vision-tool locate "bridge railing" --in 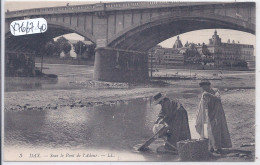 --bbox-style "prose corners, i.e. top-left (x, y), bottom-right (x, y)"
top-left (6, 1), bottom-right (200, 18)
top-left (105, 1), bottom-right (187, 8)
top-left (6, 4), bottom-right (97, 18)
